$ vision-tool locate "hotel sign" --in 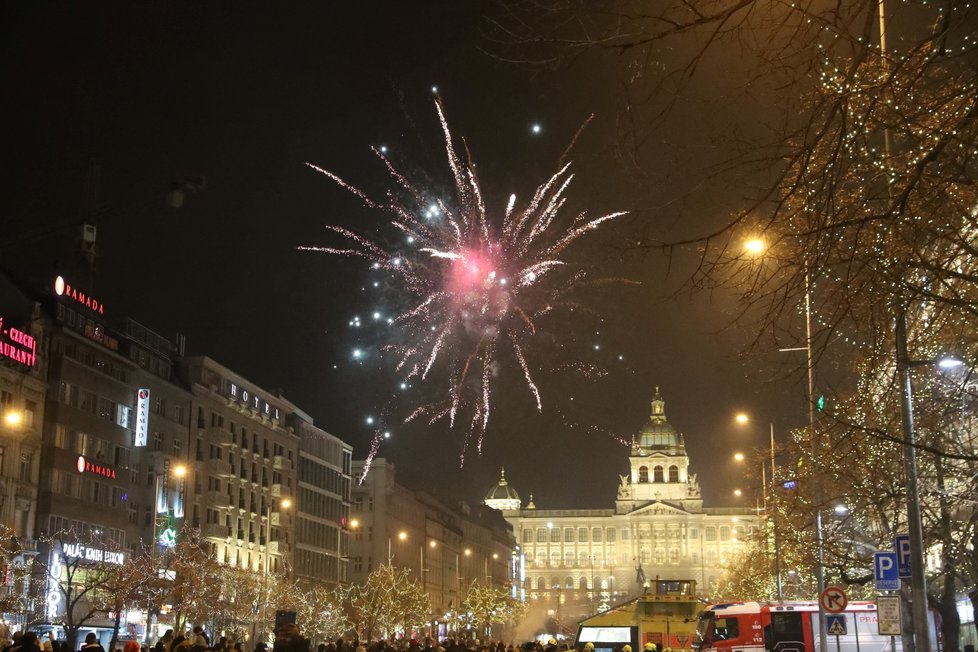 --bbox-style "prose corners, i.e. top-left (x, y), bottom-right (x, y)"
top-left (76, 455), bottom-right (117, 480)
top-left (62, 542), bottom-right (125, 565)
top-left (0, 316), bottom-right (36, 368)
top-left (134, 388), bottom-right (150, 447)
top-left (226, 381), bottom-right (281, 420)
top-left (54, 276), bottom-right (105, 315)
